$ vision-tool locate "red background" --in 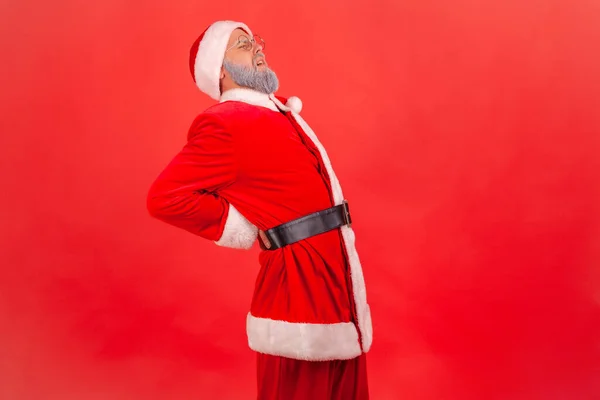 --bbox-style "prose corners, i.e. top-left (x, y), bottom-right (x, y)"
top-left (1, 1), bottom-right (600, 399)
